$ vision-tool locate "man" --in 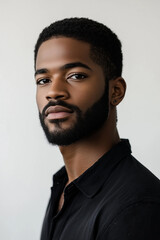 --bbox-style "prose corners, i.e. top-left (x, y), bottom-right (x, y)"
top-left (34, 18), bottom-right (160, 239)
